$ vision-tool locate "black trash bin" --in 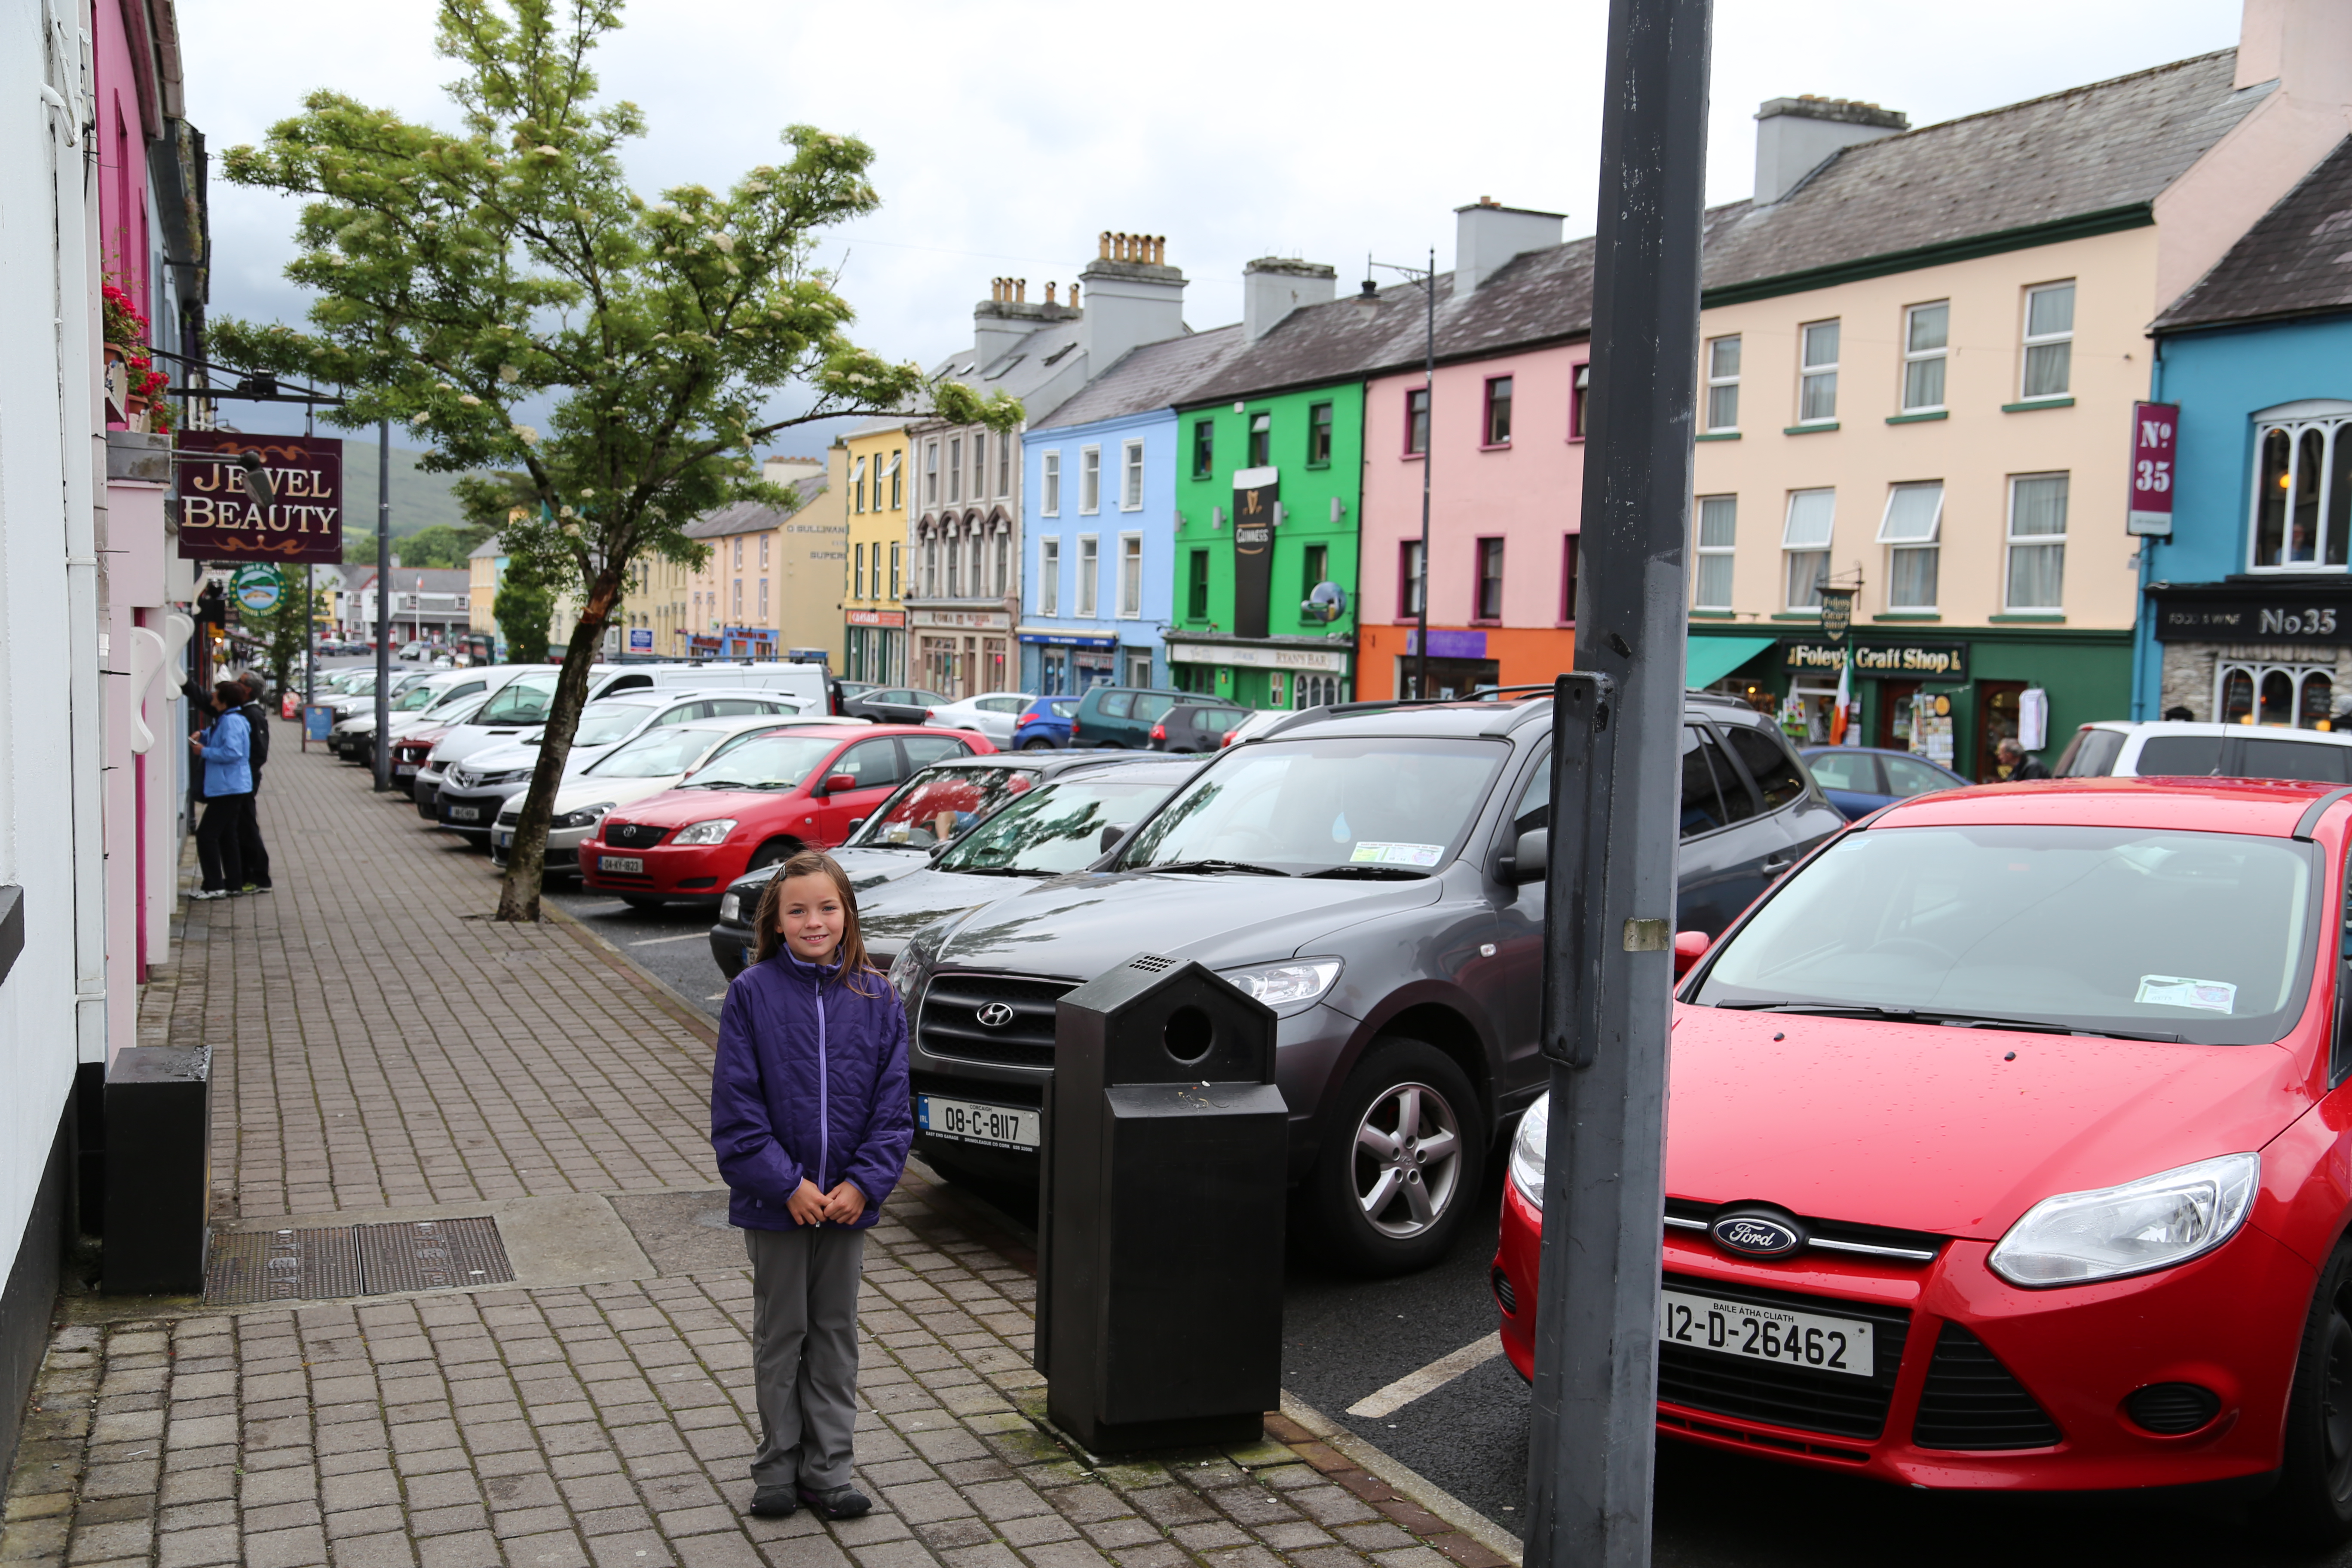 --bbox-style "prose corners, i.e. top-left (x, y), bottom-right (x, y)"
top-left (104, 1046), bottom-right (211, 1294)
top-left (1039, 952), bottom-right (1286, 1453)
